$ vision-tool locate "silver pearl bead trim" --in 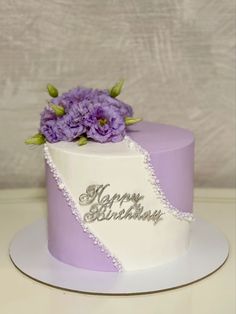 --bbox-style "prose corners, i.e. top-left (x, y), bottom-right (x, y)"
top-left (44, 144), bottom-right (123, 272)
top-left (124, 136), bottom-right (194, 222)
